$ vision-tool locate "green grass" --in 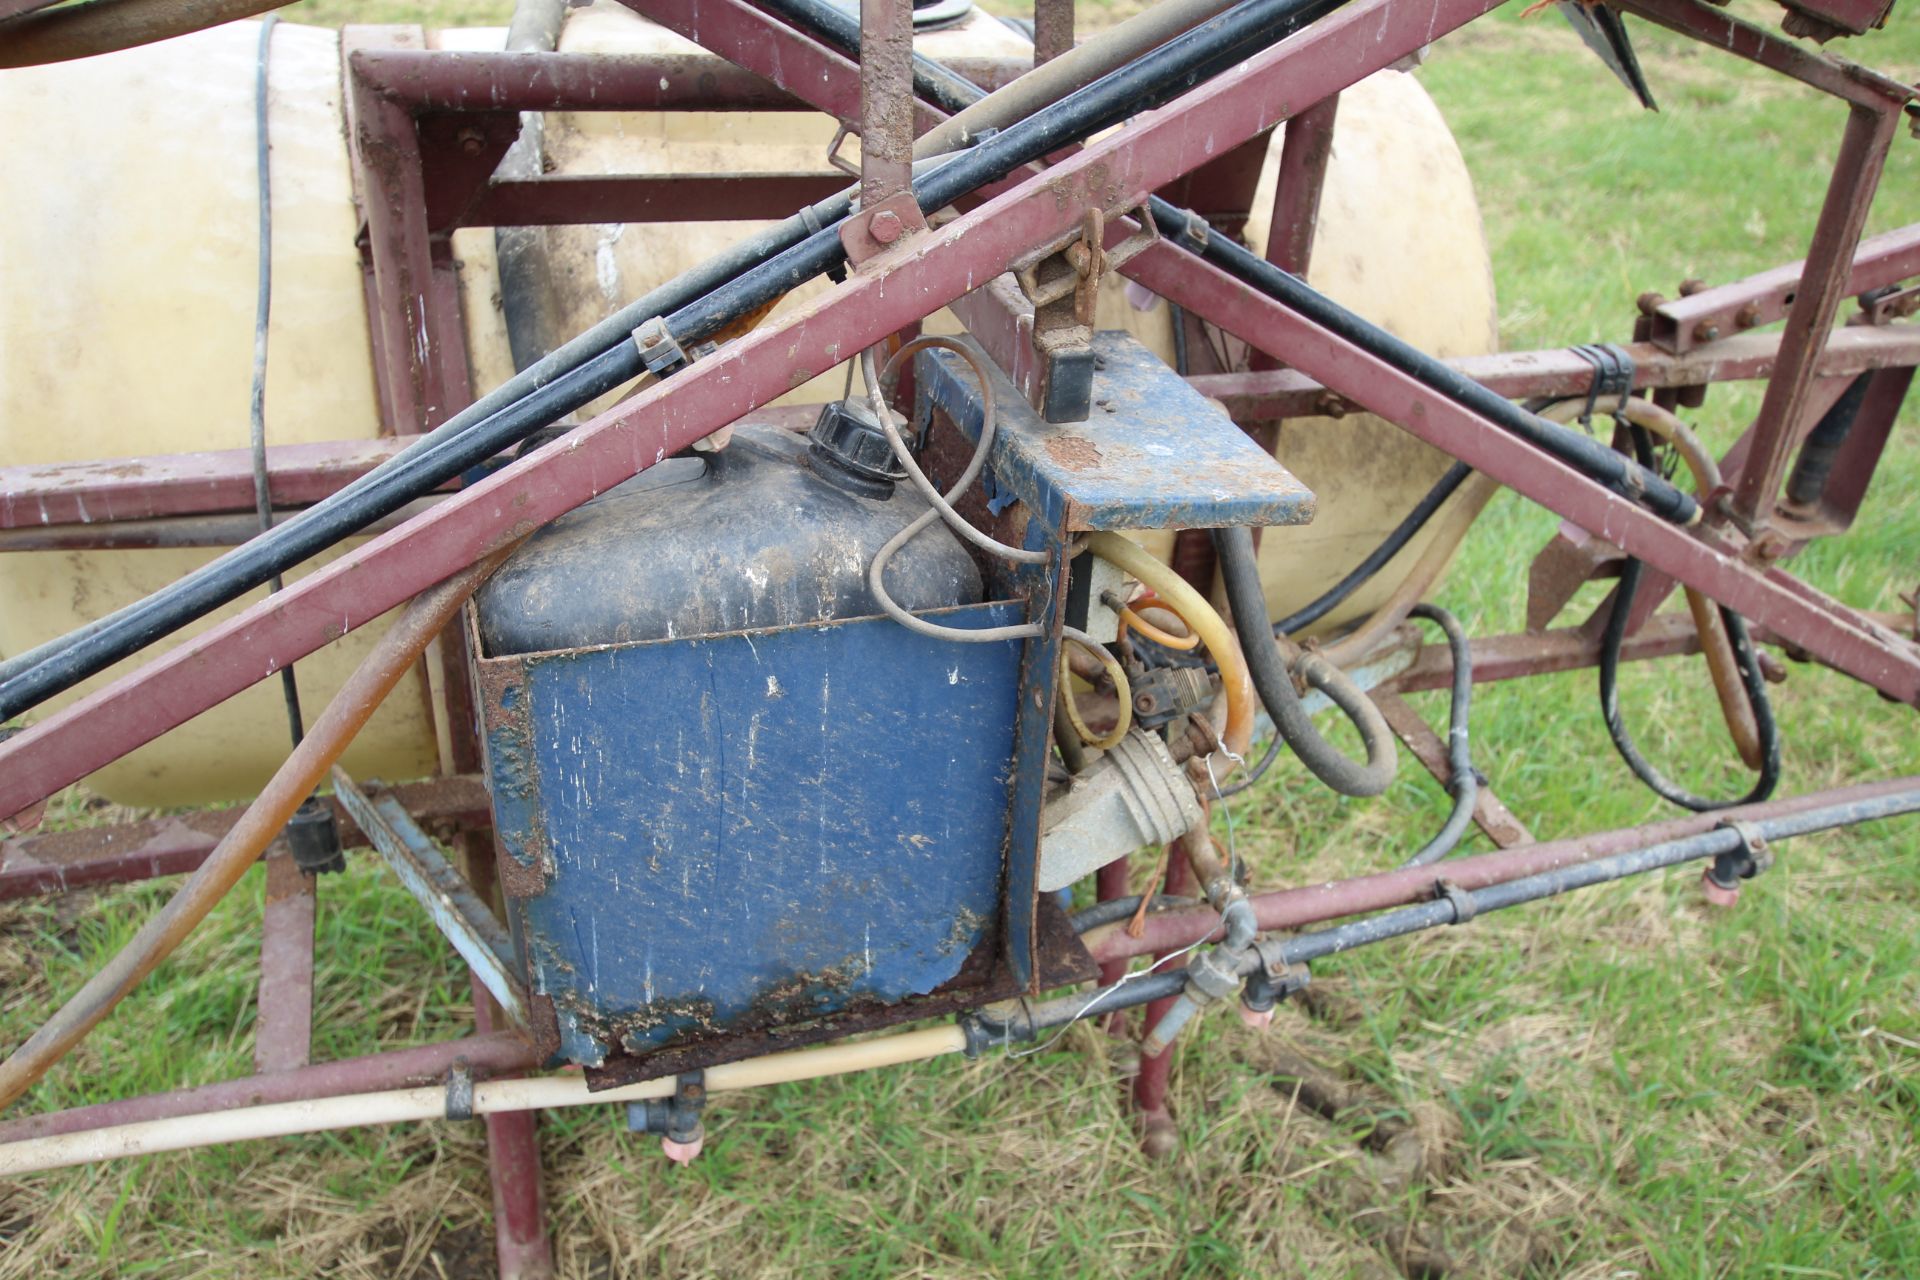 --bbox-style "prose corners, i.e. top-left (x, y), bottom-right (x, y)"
top-left (3, 2), bottom-right (1920, 1277)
